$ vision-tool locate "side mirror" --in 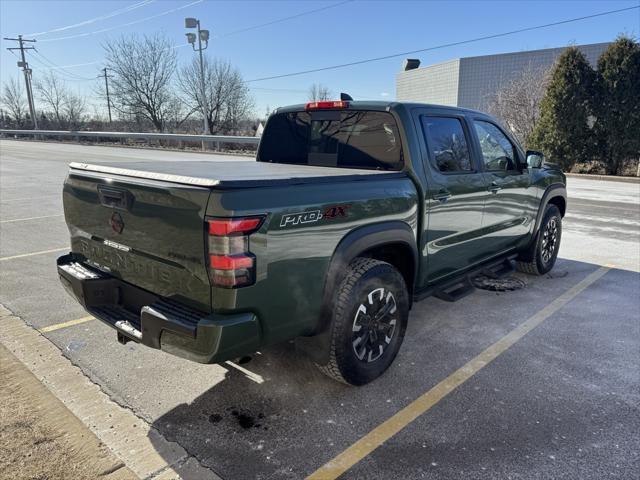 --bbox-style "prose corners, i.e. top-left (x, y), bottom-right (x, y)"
top-left (526, 150), bottom-right (544, 168)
